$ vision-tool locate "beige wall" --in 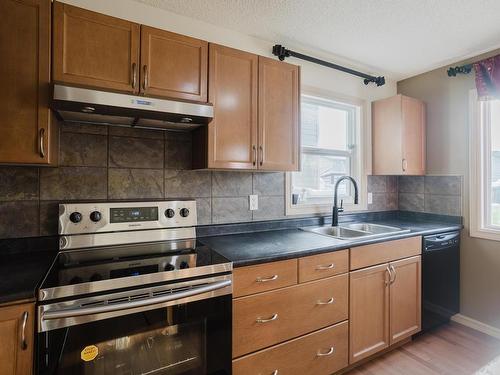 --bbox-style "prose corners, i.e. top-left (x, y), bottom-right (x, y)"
top-left (398, 49), bottom-right (500, 329)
